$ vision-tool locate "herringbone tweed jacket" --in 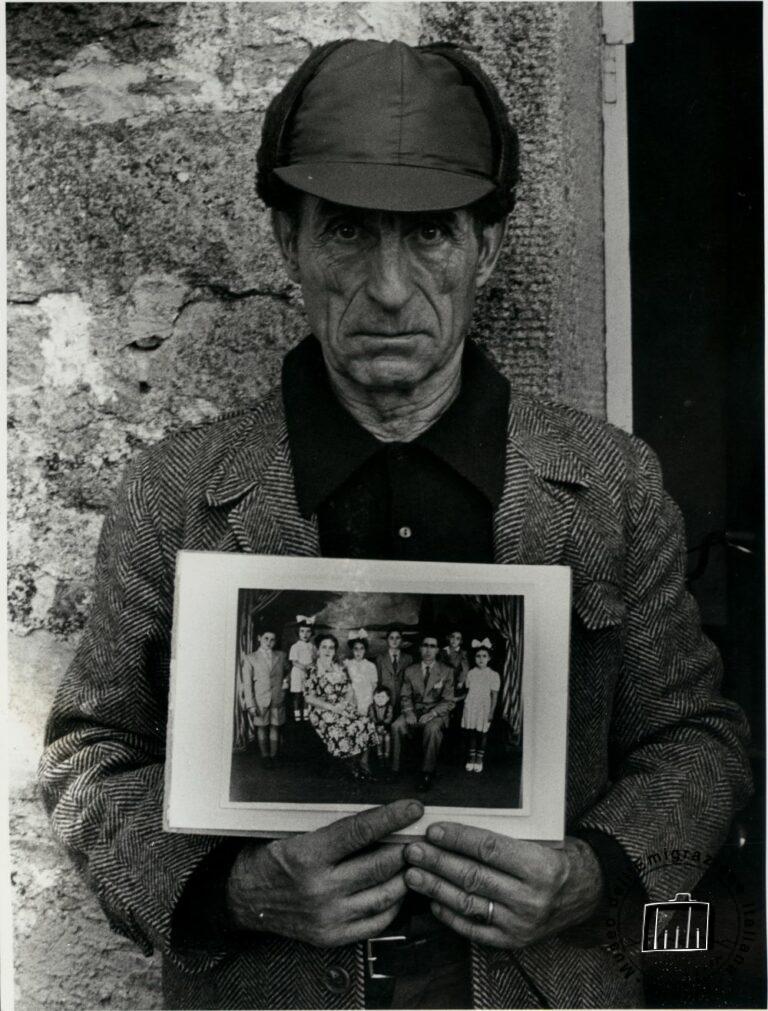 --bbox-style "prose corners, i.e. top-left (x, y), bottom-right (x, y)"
top-left (40, 385), bottom-right (752, 1009)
